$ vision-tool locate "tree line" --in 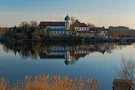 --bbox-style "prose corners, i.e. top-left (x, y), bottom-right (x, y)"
top-left (1, 21), bottom-right (49, 41)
